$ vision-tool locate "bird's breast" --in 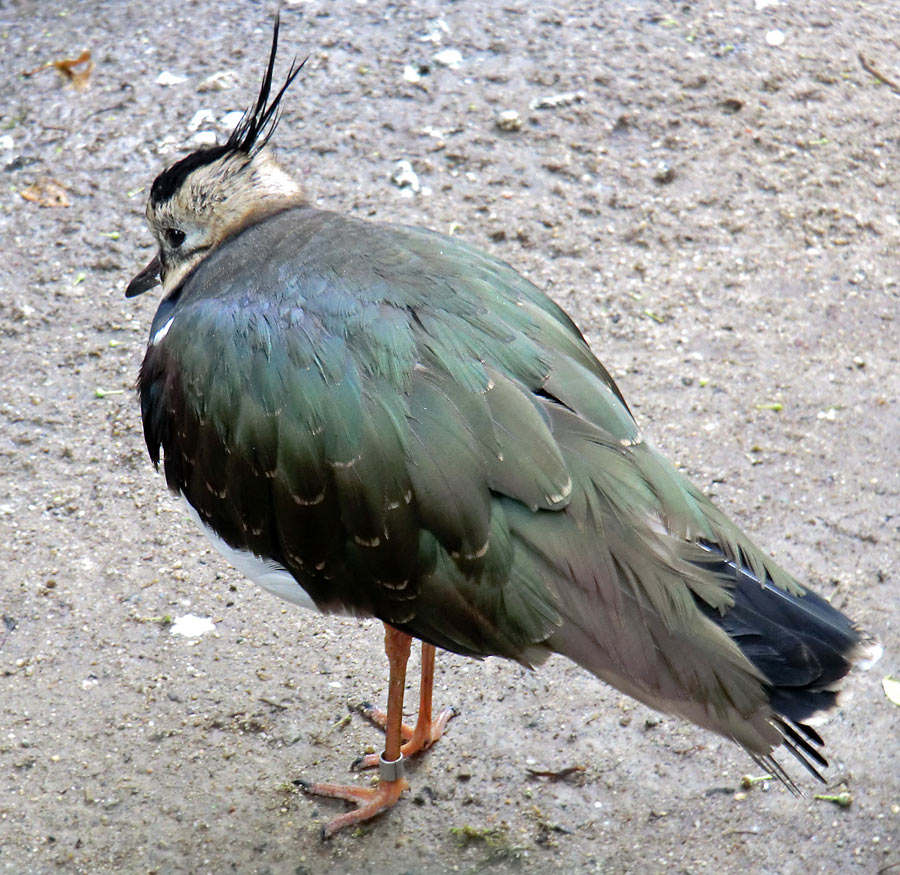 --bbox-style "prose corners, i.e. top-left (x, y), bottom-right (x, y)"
top-left (179, 493), bottom-right (319, 612)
